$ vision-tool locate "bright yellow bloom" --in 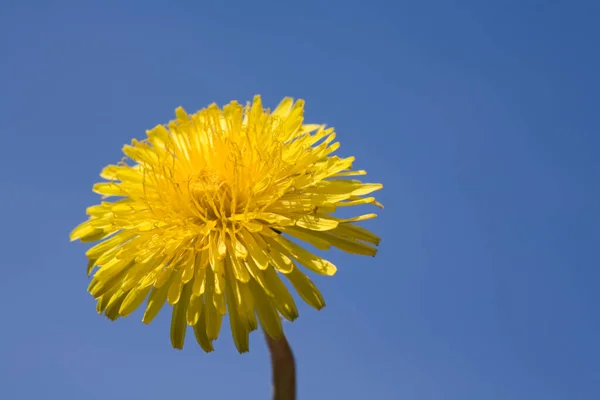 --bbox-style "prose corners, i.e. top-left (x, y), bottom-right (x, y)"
top-left (71, 96), bottom-right (382, 353)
